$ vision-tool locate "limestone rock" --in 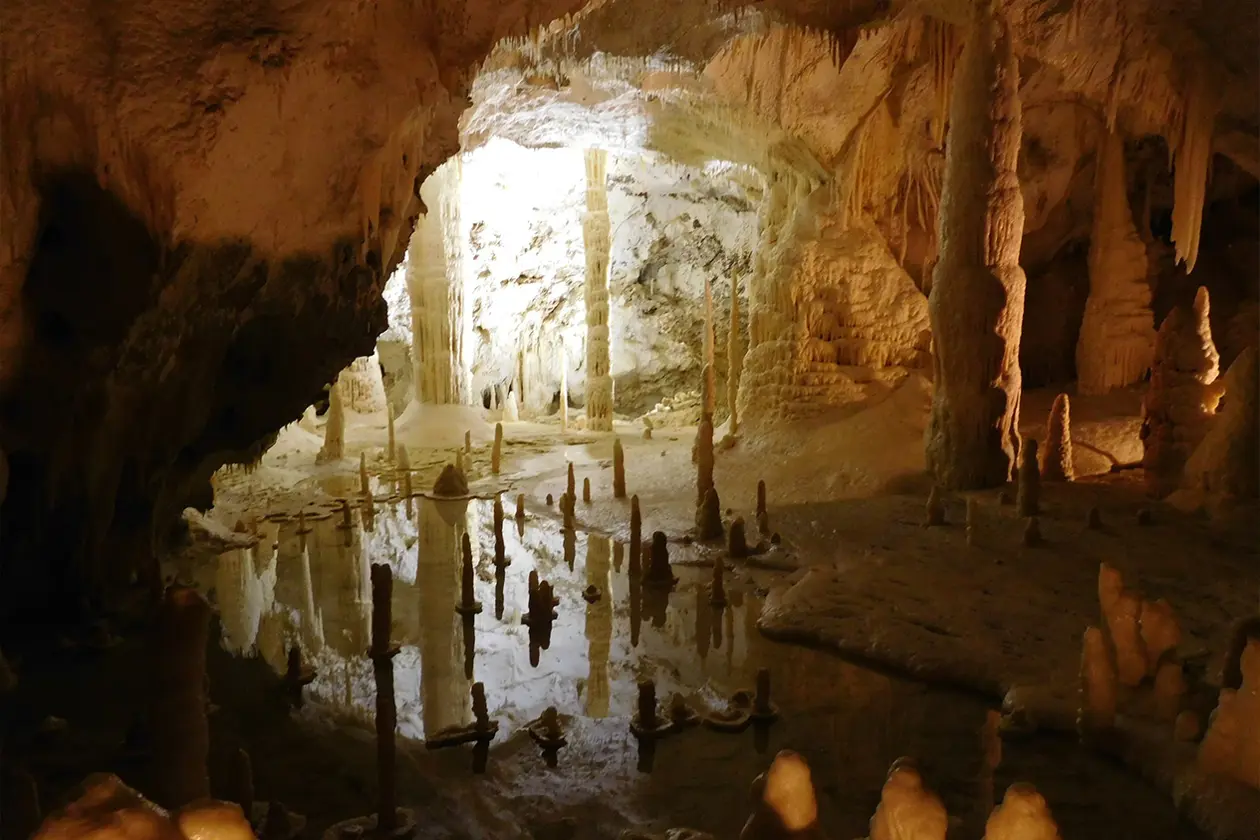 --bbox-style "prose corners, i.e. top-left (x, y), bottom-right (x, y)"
top-left (983, 783), bottom-right (1061, 840)
top-left (342, 353), bottom-right (389, 414)
top-left (316, 378), bottom-right (346, 464)
top-left (1142, 287), bottom-right (1223, 498)
top-left (1039, 394), bottom-right (1074, 482)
